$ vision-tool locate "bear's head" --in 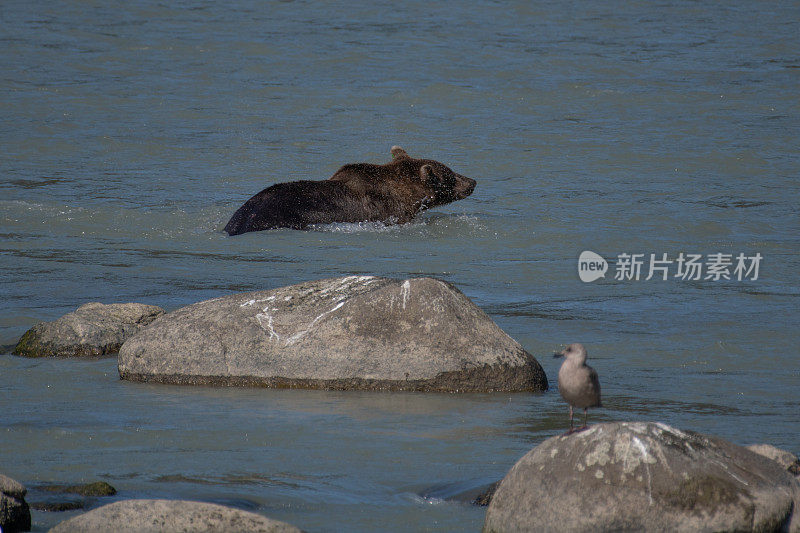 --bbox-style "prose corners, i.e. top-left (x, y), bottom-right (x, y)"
top-left (390, 146), bottom-right (476, 210)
